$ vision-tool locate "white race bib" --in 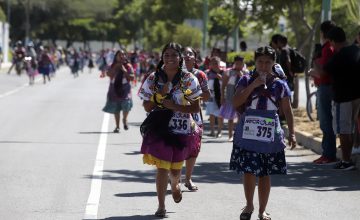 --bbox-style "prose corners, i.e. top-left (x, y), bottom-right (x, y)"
top-left (192, 113), bottom-right (202, 126)
top-left (169, 112), bottom-right (192, 134)
top-left (242, 116), bottom-right (275, 142)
